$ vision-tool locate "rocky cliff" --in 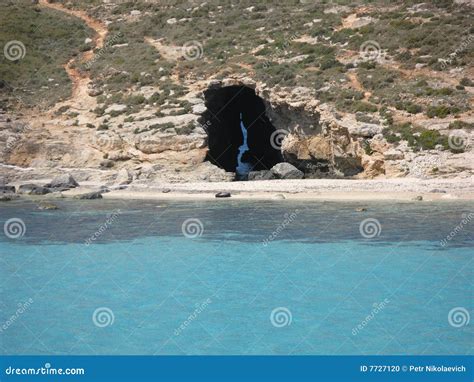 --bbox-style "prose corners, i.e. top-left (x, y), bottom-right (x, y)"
top-left (1, 0), bottom-right (473, 185)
